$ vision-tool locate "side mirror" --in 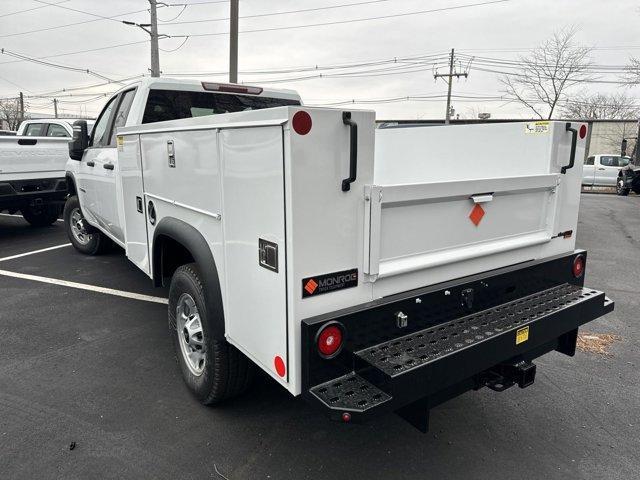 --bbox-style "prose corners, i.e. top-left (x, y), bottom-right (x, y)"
top-left (69, 120), bottom-right (89, 161)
